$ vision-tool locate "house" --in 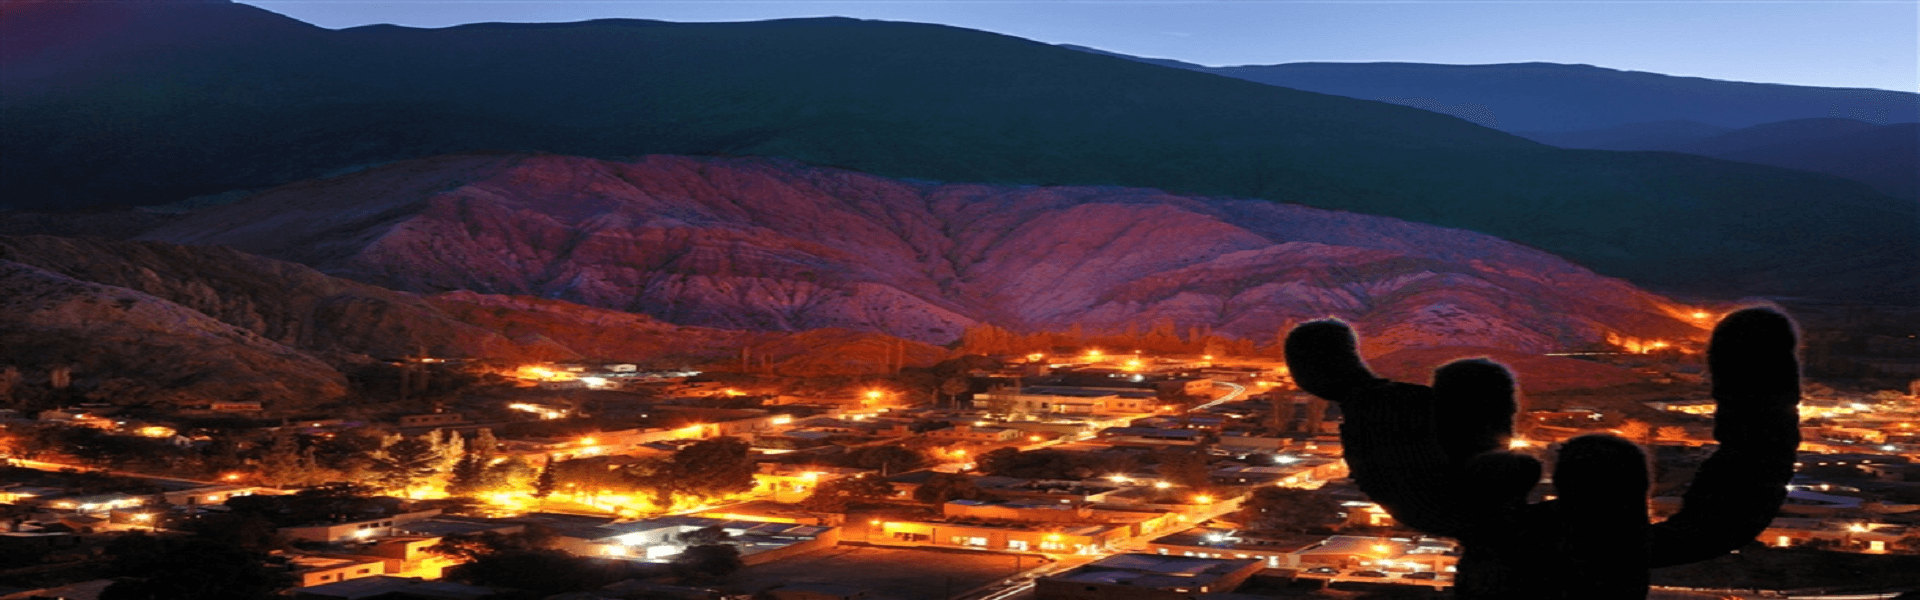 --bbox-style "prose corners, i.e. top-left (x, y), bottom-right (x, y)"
top-left (1035, 554), bottom-right (1264, 600)
top-left (1094, 427), bottom-right (1206, 447)
top-left (555, 515), bottom-right (838, 565)
top-left (161, 484), bottom-right (264, 507)
top-left (870, 518), bottom-right (1129, 555)
top-left (279, 509), bottom-right (443, 543)
top-left (397, 413), bottom-right (466, 428)
top-left (1290, 535), bottom-right (1455, 574)
top-left (986, 387), bottom-right (1159, 417)
top-left (1146, 528), bottom-right (1323, 569)
top-left (926, 425), bottom-right (1022, 443)
top-left (285, 554), bottom-right (387, 588)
